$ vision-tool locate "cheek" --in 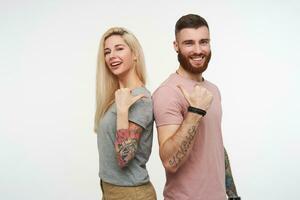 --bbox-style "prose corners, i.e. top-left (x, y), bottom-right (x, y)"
top-left (123, 53), bottom-right (134, 66)
top-left (203, 46), bottom-right (211, 54)
top-left (123, 59), bottom-right (134, 70)
top-left (104, 55), bottom-right (109, 65)
top-left (180, 46), bottom-right (193, 55)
